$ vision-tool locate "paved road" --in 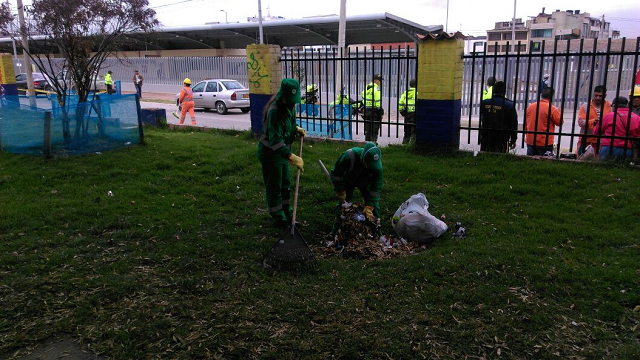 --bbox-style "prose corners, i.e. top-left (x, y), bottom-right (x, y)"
top-left (141, 101), bottom-right (252, 131)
